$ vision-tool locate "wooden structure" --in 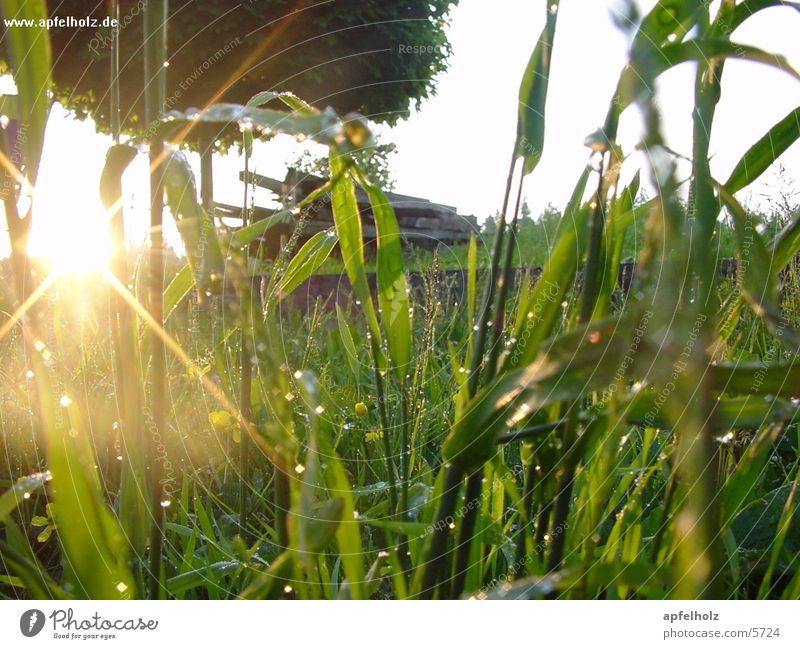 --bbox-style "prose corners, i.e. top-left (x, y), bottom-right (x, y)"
top-left (214, 169), bottom-right (479, 257)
